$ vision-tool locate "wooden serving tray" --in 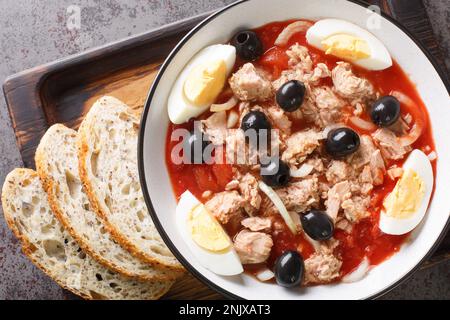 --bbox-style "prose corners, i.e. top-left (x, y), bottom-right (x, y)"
top-left (3, 1), bottom-right (449, 300)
